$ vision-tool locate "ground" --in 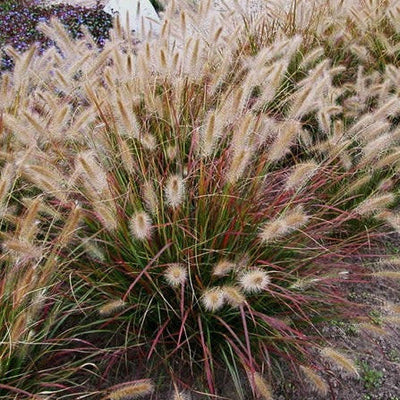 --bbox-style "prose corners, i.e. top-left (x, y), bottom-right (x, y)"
top-left (275, 243), bottom-right (400, 400)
